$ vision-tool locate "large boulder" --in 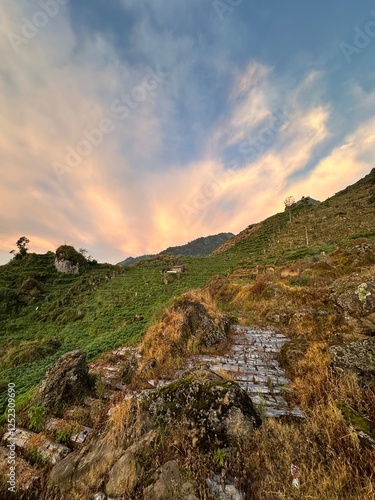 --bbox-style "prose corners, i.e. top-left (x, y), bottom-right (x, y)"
top-left (140, 293), bottom-right (230, 370)
top-left (35, 351), bottom-right (90, 411)
top-left (144, 368), bottom-right (261, 451)
top-left (54, 245), bottom-right (86, 275)
top-left (172, 295), bottom-right (230, 348)
top-left (330, 275), bottom-right (375, 335)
